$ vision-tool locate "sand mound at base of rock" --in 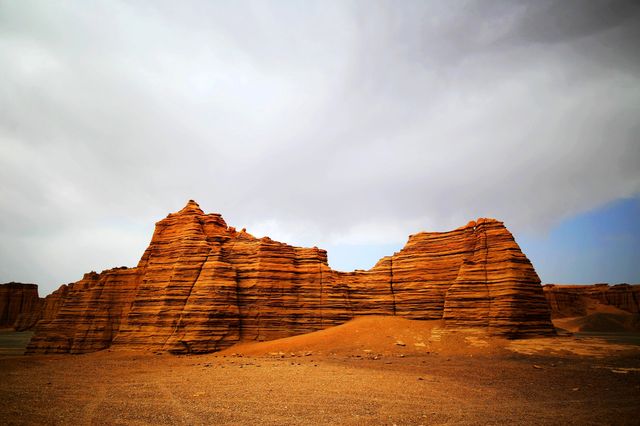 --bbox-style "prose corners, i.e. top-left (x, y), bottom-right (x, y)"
top-left (220, 315), bottom-right (640, 360)
top-left (219, 316), bottom-right (507, 357)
